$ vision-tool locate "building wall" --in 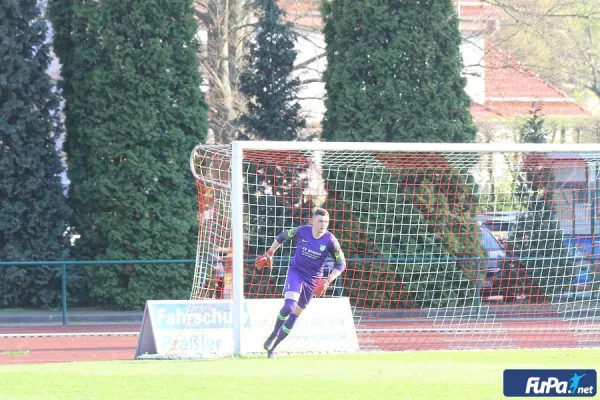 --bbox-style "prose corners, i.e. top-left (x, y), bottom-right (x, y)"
top-left (460, 35), bottom-right (485, 105)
